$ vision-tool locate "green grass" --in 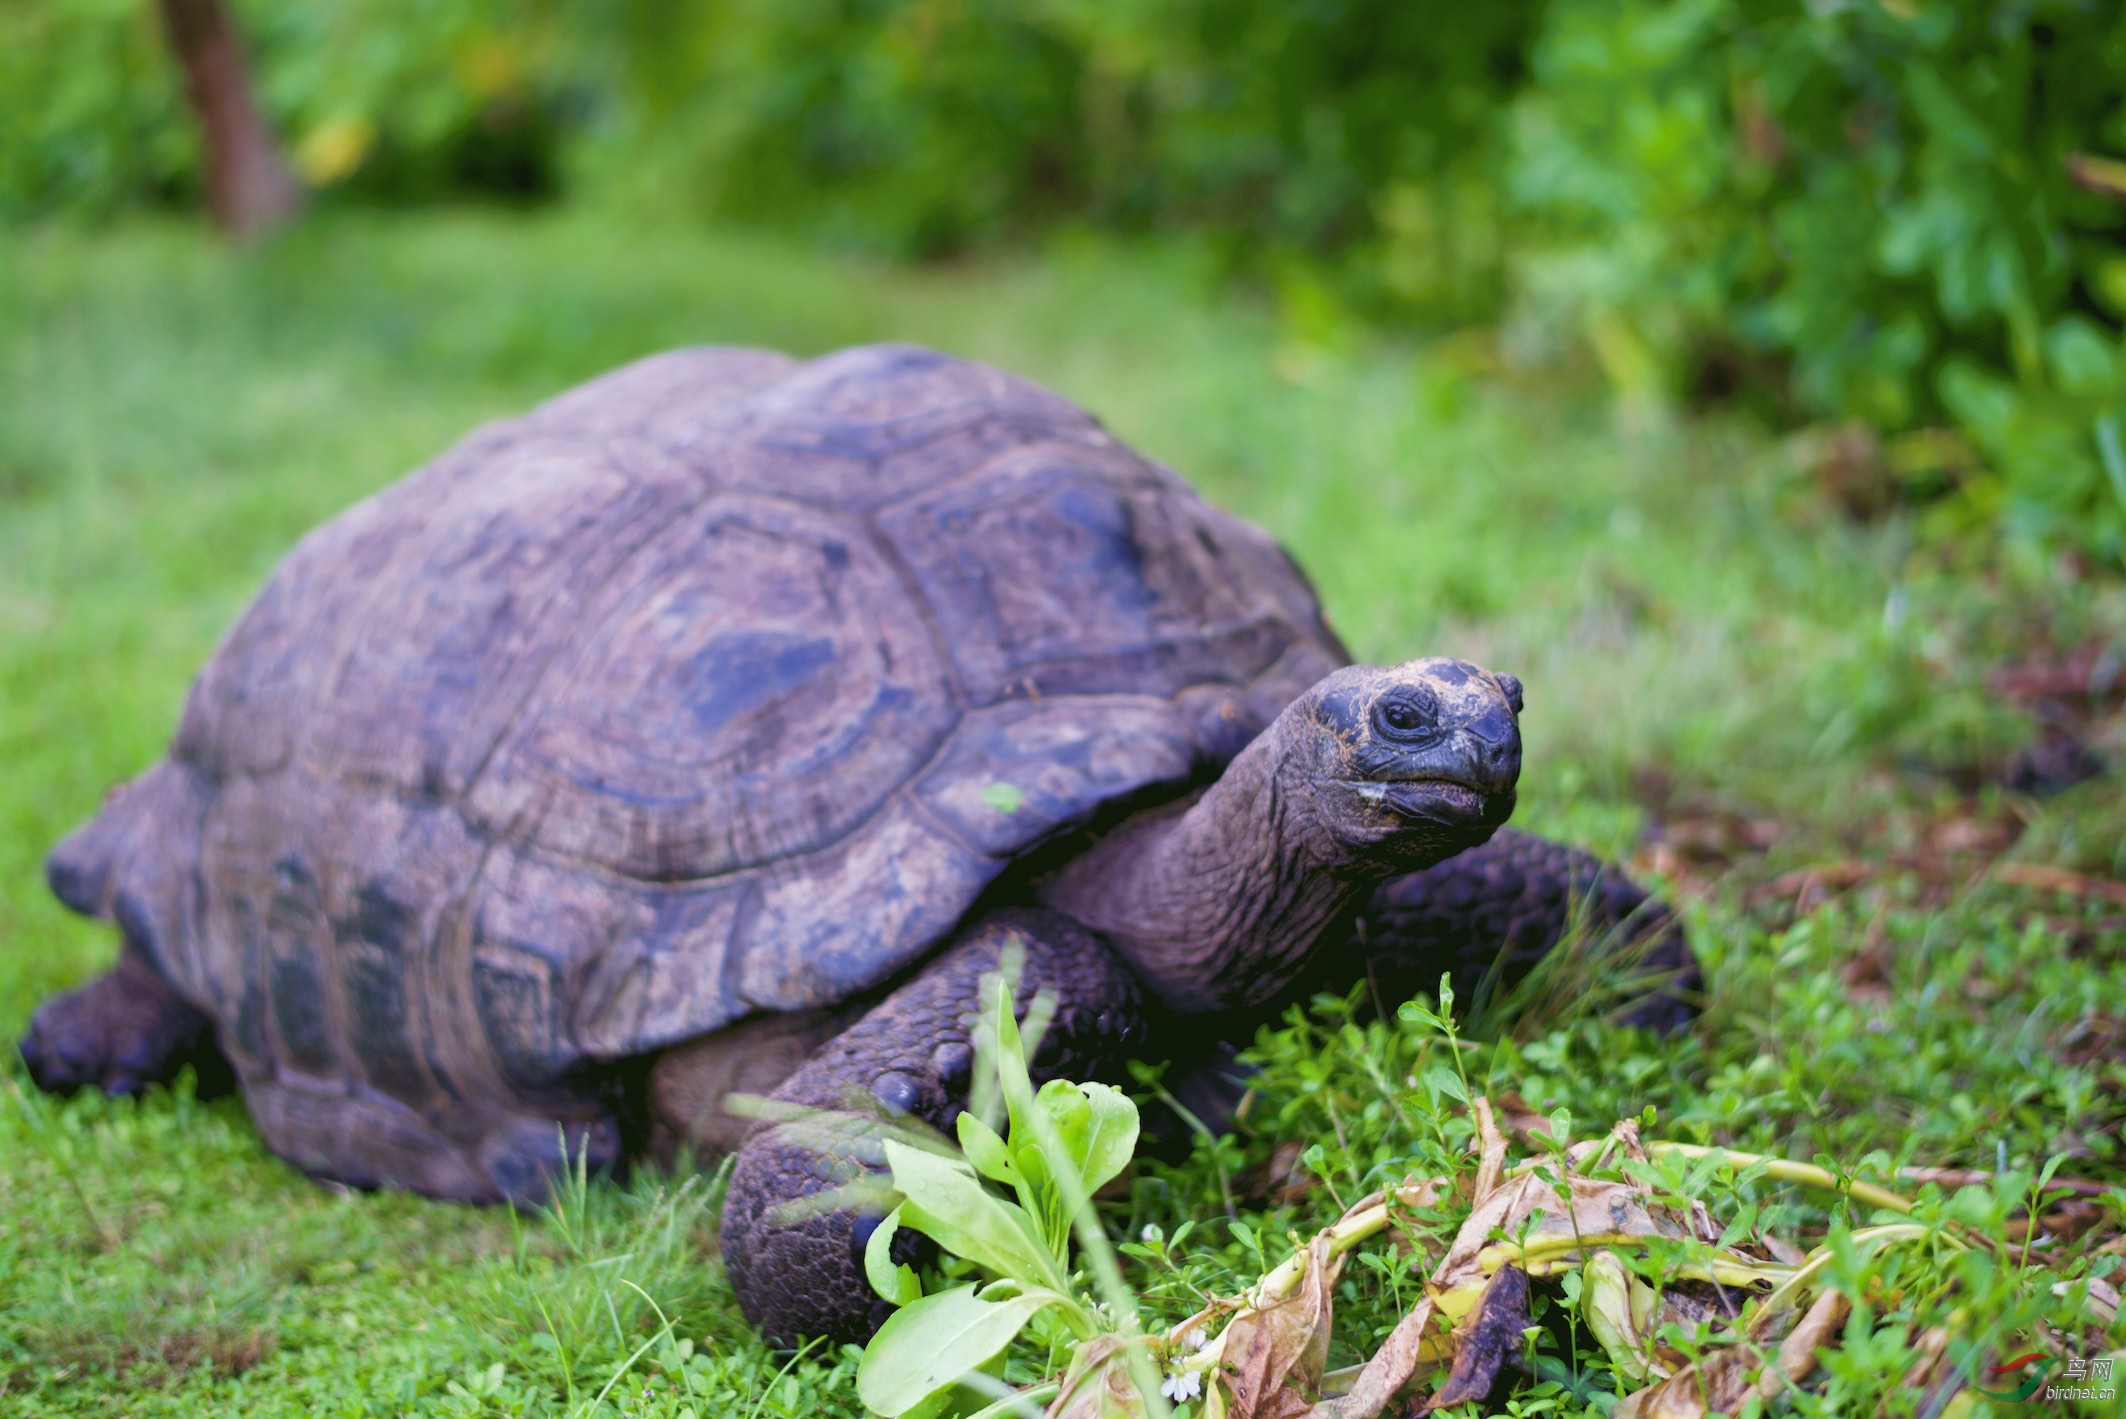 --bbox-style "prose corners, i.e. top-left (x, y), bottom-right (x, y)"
top-left (1, 210), bottom-right (2120, 1415)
